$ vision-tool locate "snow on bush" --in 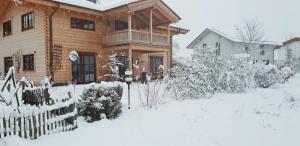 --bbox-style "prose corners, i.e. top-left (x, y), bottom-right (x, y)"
top-left (168, 45), bottom-right (286, 99)
top-left (78, 83), bottom-right (123, 122)
top-left (217, 56), bottom-right (255, 93)
top-left (281, 66), bottom-right (294, 81)
top-left (253, 64), bottom-right (283, 88)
